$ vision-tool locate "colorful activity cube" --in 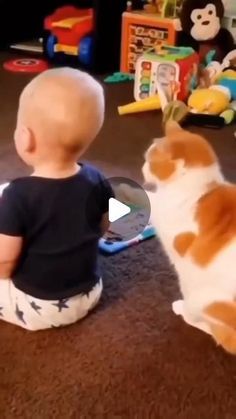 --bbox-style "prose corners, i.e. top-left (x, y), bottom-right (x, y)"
top-left (134, 45), bottom-right (199, 102)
